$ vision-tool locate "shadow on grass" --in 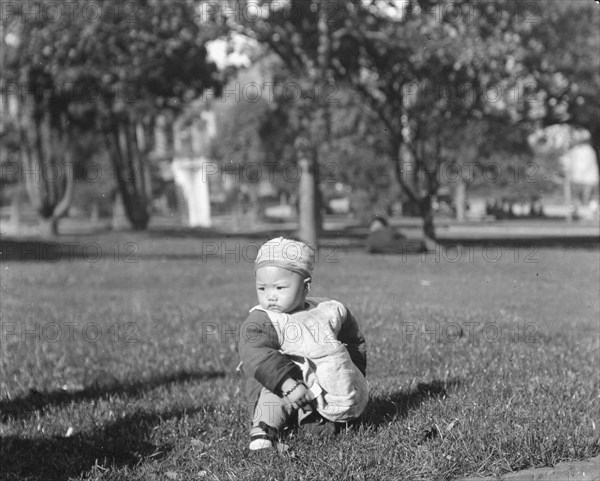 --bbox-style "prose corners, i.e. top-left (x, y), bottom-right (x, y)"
top-left (4, 234), bottom-right (596, 264)
top-left (1, 238), bottom-right (89, 262)
top-left (0, 370), bottom-right (225, 421)
top-left (0, 235), bottom-right (367, 263)
top-left (362, 379), bottom-right (461, 428)
top-left (0, 406), bottom-right (201, 481)
top-left (1, 370), bottom-right (226, 481)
